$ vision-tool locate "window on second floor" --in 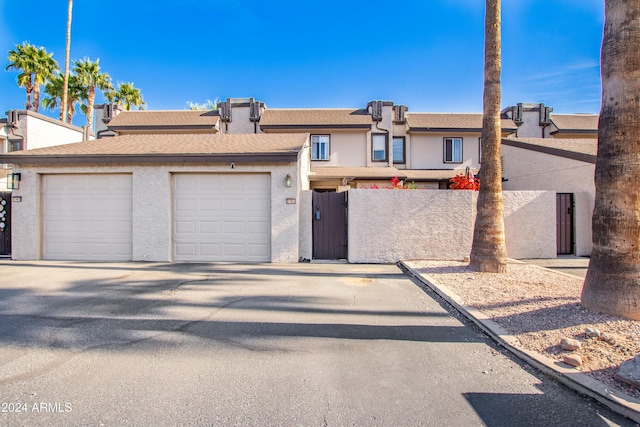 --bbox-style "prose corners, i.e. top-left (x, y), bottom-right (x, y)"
top-left (444, 137), bottom-right (462, 163)
top-left (311, 135), bottom-right (330, 160)
top-left (392, 137), bottom-right (405, 164)
top-left (372, 133), bottom-right (387, 162)
top-left (8, 139), bottom-right (23, 152)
